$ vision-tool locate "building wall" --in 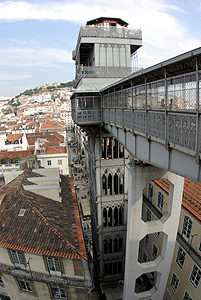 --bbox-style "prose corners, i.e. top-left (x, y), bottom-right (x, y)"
top-left (0, 246), bottom-right (90, 300)
top-left (37, 153), bottom-right (69, 175)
